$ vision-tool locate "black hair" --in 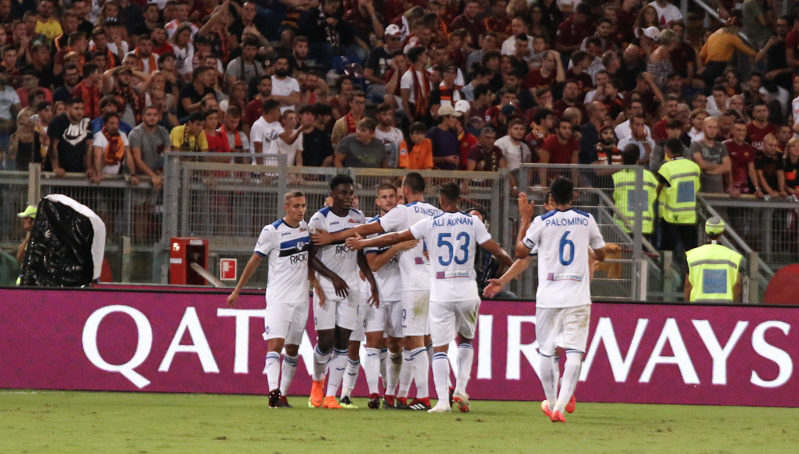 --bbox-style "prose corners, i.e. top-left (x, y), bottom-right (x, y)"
top-left (549, 177), bottom-right (574, 205)
top-left (664, 138), bottom-right (683, 157)
top-left (330, 173), bottom-right (354, 191)
top-left (262, 99), bottom-right (281, 114)
top-left (622, 144), bottom-right (639, 165)
top-left (403, 172), bottom-right (426, 193)
top-left (406, 46), bottom-right (426, 64)
top-left (67, 97), bottom-right (84, 106)
top-left (298, 104), bottom-right (317, 116)
top-left (438, 182), bottom-right (460, 202)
